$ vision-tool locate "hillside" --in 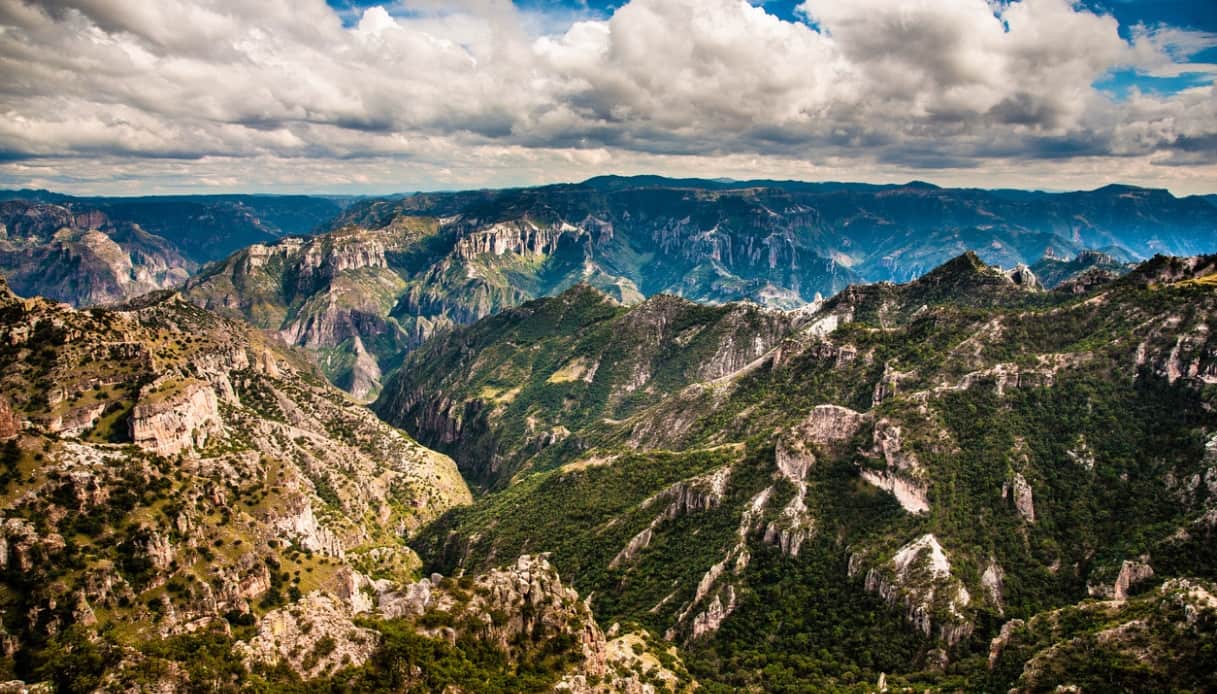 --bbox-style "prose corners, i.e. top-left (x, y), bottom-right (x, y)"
top-left (185, 178), bottom-right (1217, 398)
top-left (0, 194), bottom-right (343, 307)
top-left (0, 277), bottom-right (690, 691)
top-left (375, 252), bottom-right (1217, 691)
